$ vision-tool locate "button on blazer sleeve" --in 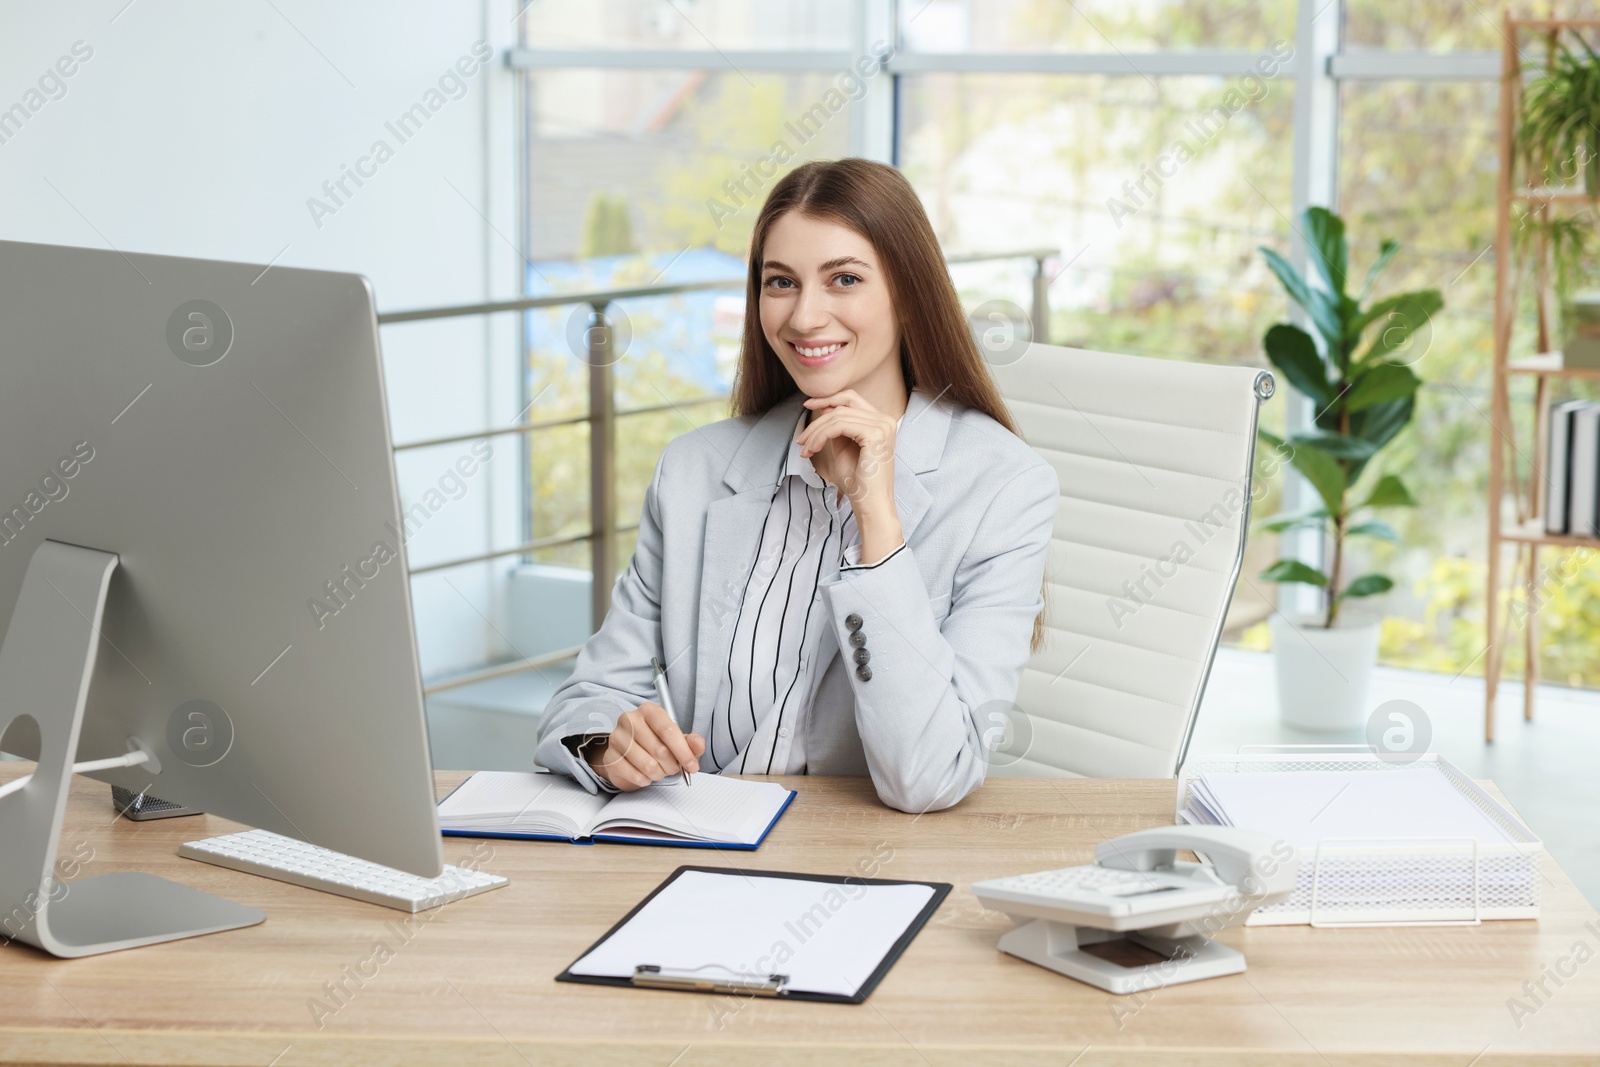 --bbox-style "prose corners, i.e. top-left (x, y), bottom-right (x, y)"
top-left (818, 460), bottom-right (1058, 813)
top-left (533, 451), bottom-right (671, 794)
